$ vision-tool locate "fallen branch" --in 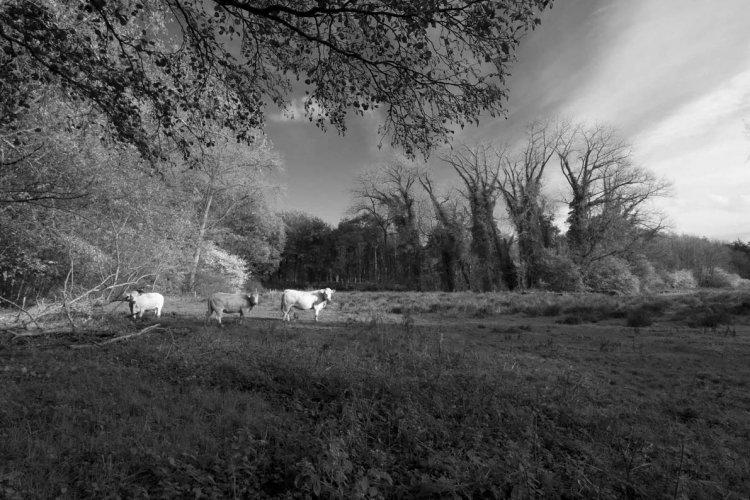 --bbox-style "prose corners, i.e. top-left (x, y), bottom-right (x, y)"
top-left (0, 296), bottom-right (44, 330)
top-left (70, 324), bottom-right (162, 349)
